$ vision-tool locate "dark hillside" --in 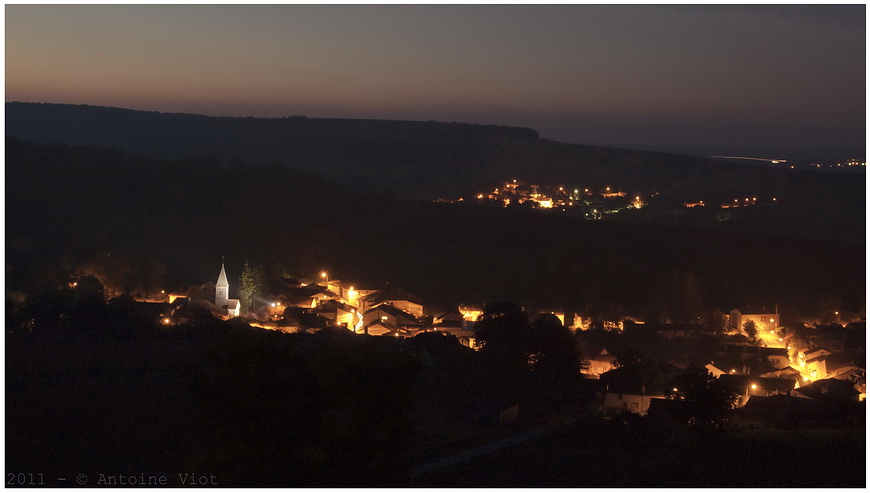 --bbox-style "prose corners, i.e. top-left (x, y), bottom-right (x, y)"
top-left (7, 103), bottom-right (863, 244)
top-left (6, 102), bottom-right (537, 197)
top-left (5, 102), bottom-right (746, 199)
top-left (6, 139), bottom-right (864, 321)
